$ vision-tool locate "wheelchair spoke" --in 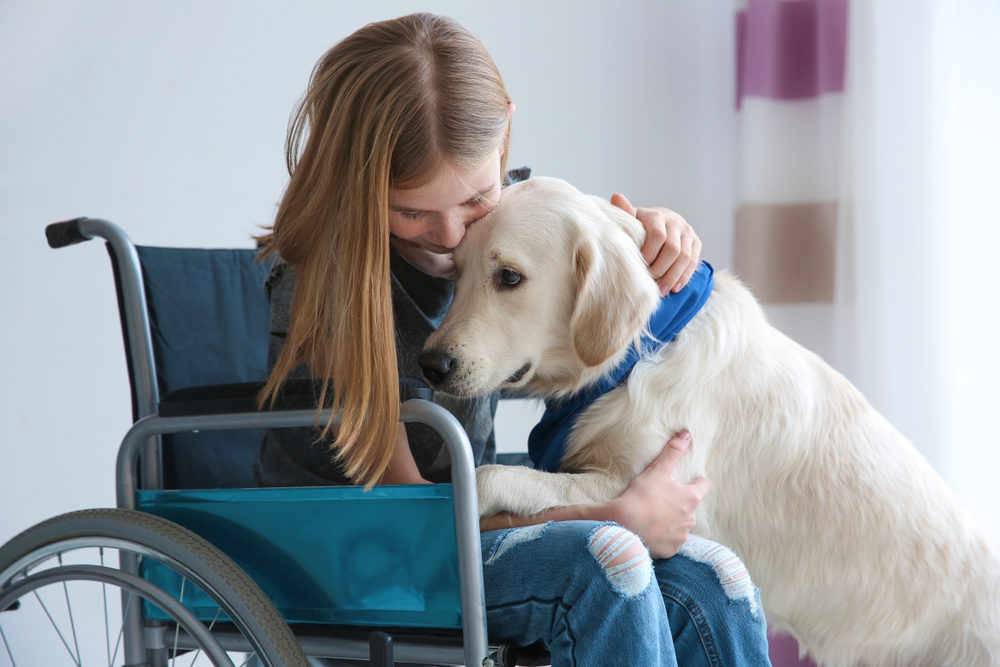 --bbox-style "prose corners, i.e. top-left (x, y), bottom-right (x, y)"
top-left (109, 583), bottom-right (138, 667)
top-left (61, 582), bottom-right (82, 663)
top-left (32, 590), bottom-right (81, 666)
top-left (206, 606), bottom-right (222, 632)
top-left (173, 577), bottom-right (186, 663)
top-left (101, 548), bottom-right (112, 667)
top-left (186, 606), bottom-right (222, 667)
top-left (57, 556), bottom-right (82, 666)
top-left (0, 624), bottom-right (16, 667)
